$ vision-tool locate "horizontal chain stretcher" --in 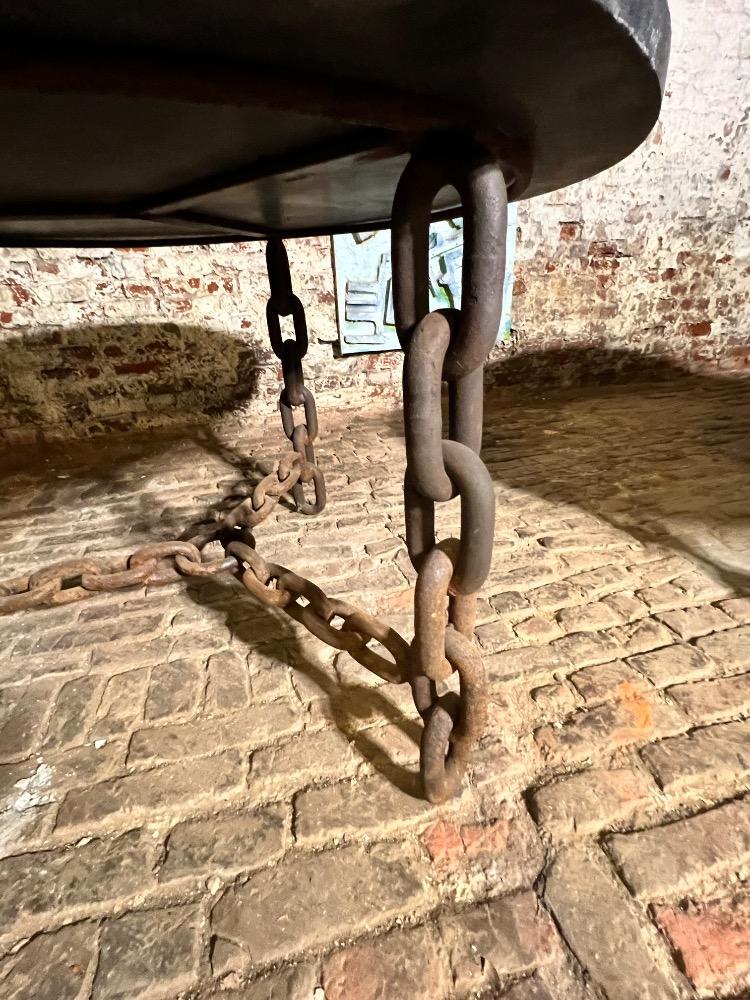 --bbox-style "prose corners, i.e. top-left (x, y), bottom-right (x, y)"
top-left (0, 448), bottom-right (311, 612)
top-left (0, 443), bottom-right (486, 801)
